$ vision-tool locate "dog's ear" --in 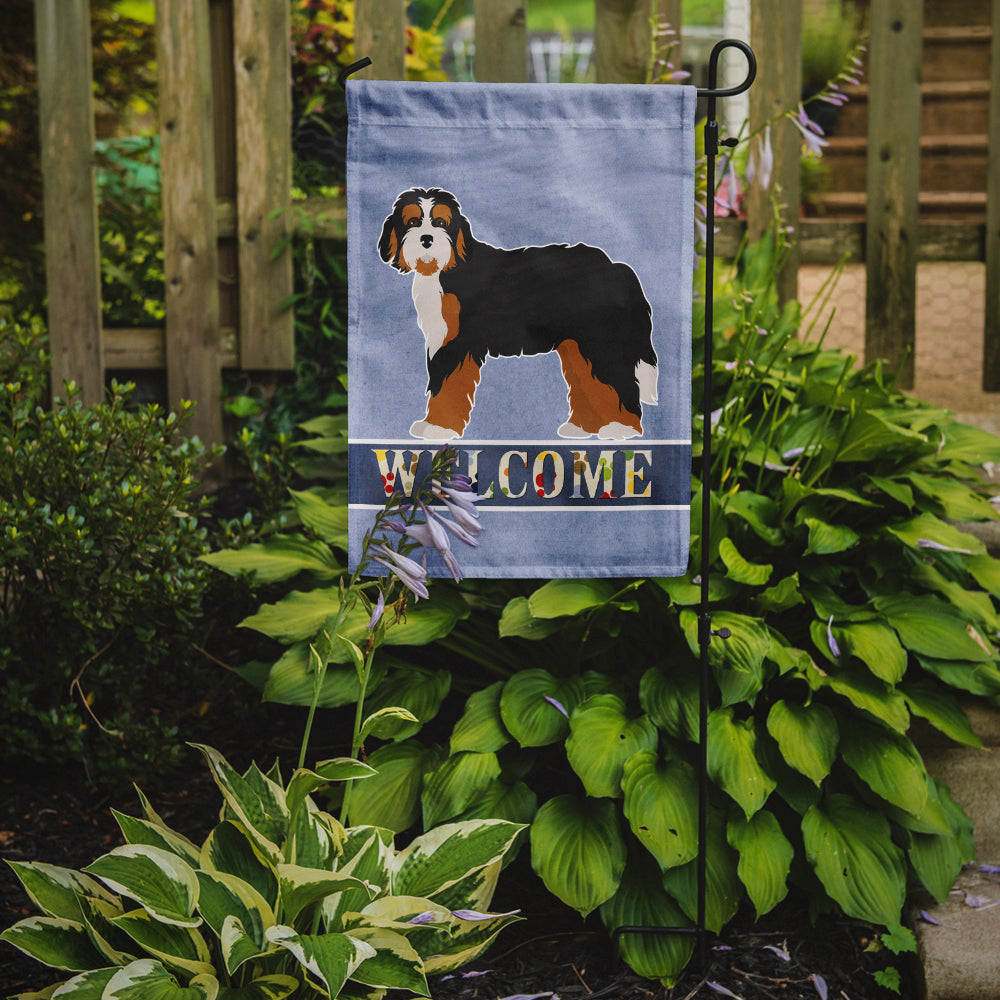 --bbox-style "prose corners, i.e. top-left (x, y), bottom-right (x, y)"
top-left (378, 213), bottom-right (400, 265)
